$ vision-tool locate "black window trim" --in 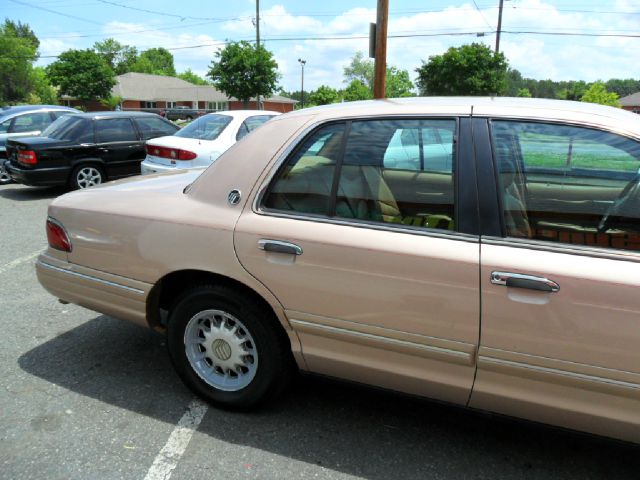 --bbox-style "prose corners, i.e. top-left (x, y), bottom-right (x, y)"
top-left (255, 115), bottom-right (480, 240)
